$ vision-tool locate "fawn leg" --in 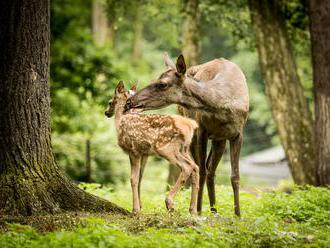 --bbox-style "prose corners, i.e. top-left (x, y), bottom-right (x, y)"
top-left (166, 163), bottom-right (192, 211)
top-left (193, 129), bottom-right (207, 214)
top-left (230, 135), bottom-right (242, 217)
top-left (138, 155), bottom-right (148, 208)
top-left (158, 145), bottom-right (193, 211)
top-left (129, 155), bottom-right (141, 215)
top-left (182, 152), bottom-right (199, 215)
top-left (206, 140), bottom-right (226, 213)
